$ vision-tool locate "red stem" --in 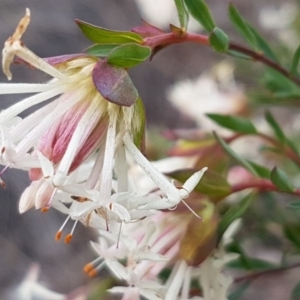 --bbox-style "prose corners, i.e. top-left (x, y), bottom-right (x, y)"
top-left (143, 32), bottom-right (300, 86)
top-left (231, 179), bottom-right (300, 197)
